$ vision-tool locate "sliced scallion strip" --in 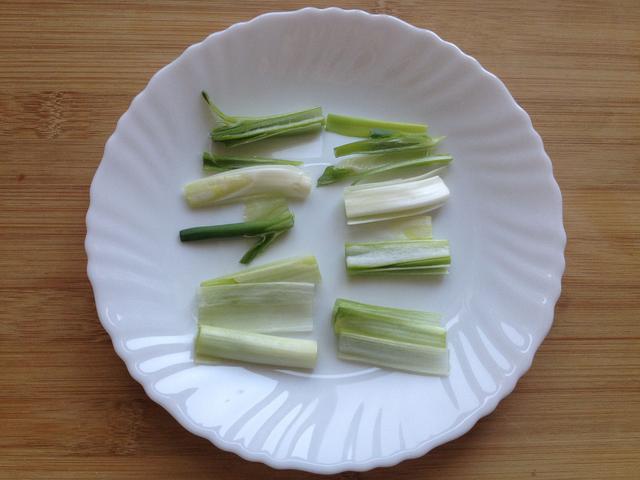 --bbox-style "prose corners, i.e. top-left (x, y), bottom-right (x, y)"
top-left (332, 298), bottom-right (449, 375)
top-left (337, 332), bottom-right (449, 375)
top-left (201, 255), bottom-right (321, 286)
top-left (345, 239), bottom-right (450, 275)
top-left (195, 325), bottom-right (317, 369)
top-left (183, 165), bottom-right (311, 208)
top-left (203, 152), bottom-right (303, 173)
top-left (199, 282), bottom-right (315, 333)
top-left (344, 175), bottom-right (449, 224)
top-left (202, 91), bottom-right (324, 147)
top-left (317, 154), bottom-right (452, 186)
top-left (325, 113), bottom-right (427, 137)
top-left (334, 133), bottom-right (444, 158)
